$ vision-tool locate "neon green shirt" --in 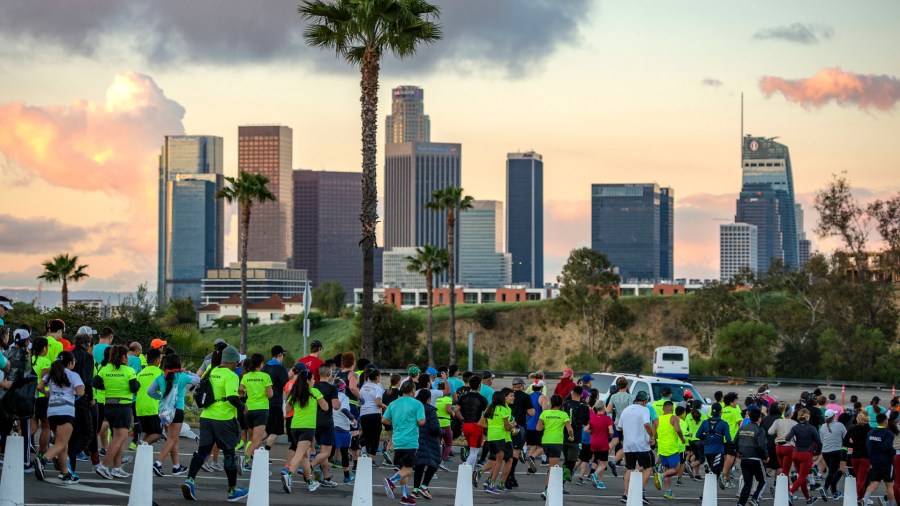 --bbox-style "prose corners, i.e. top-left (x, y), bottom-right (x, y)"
top-left (721, 405), bottom-right (743, 439)
top-left (33, 356), bottom-right (51, 398)
top-left (657, 413), bottom-right (682, 457)
top-left (487, 404), bottom-right (511, 441)
top-left (46, 336), bottom-right (62, 361)
top-left (683, 412), bottom-right (707, 442)
top-left (240, 371), bottom-right (272, 411)
top-left (98, 363), bottom-right (137, 405)
top-left (290, 388), bottom-right (323, 429)
top-left (200, 367), bottom-right (240, 421)
top-left (436, 395), bottom-right (453, 428)
top-left (540, 409), bottom-right (570, 445)
top-left (136, 365), bottom-right (162, 416)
